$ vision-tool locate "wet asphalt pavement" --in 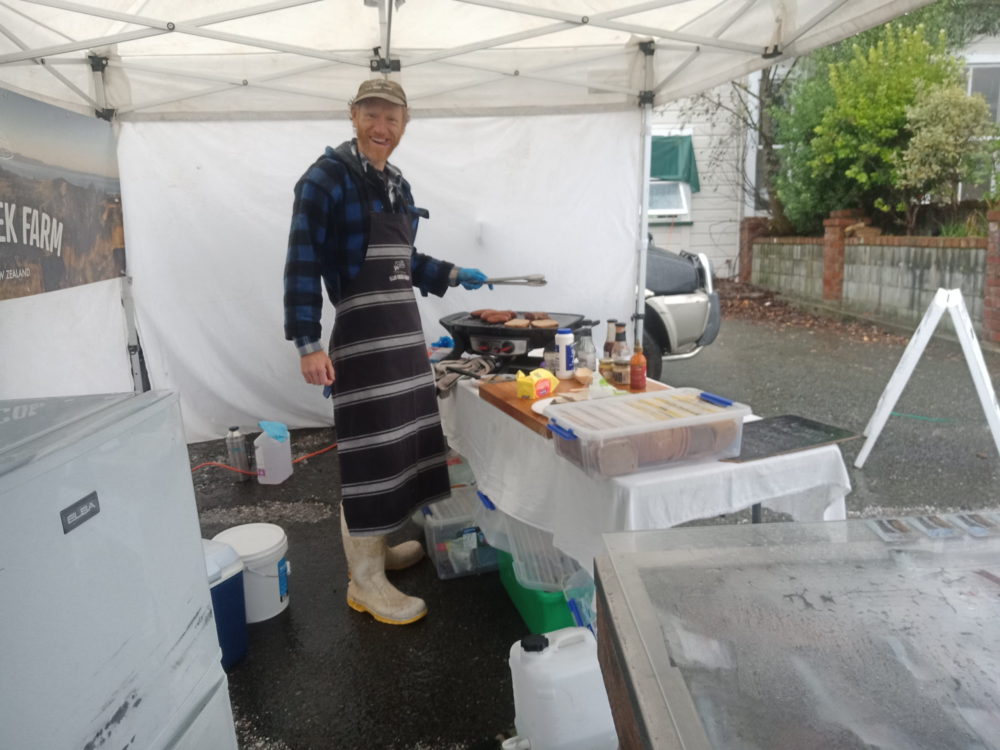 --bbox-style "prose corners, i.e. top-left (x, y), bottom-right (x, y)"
top-left (665, 318), bottom-right (1000, 515)
top-left (188, 313), bottom-right (1000, 750)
